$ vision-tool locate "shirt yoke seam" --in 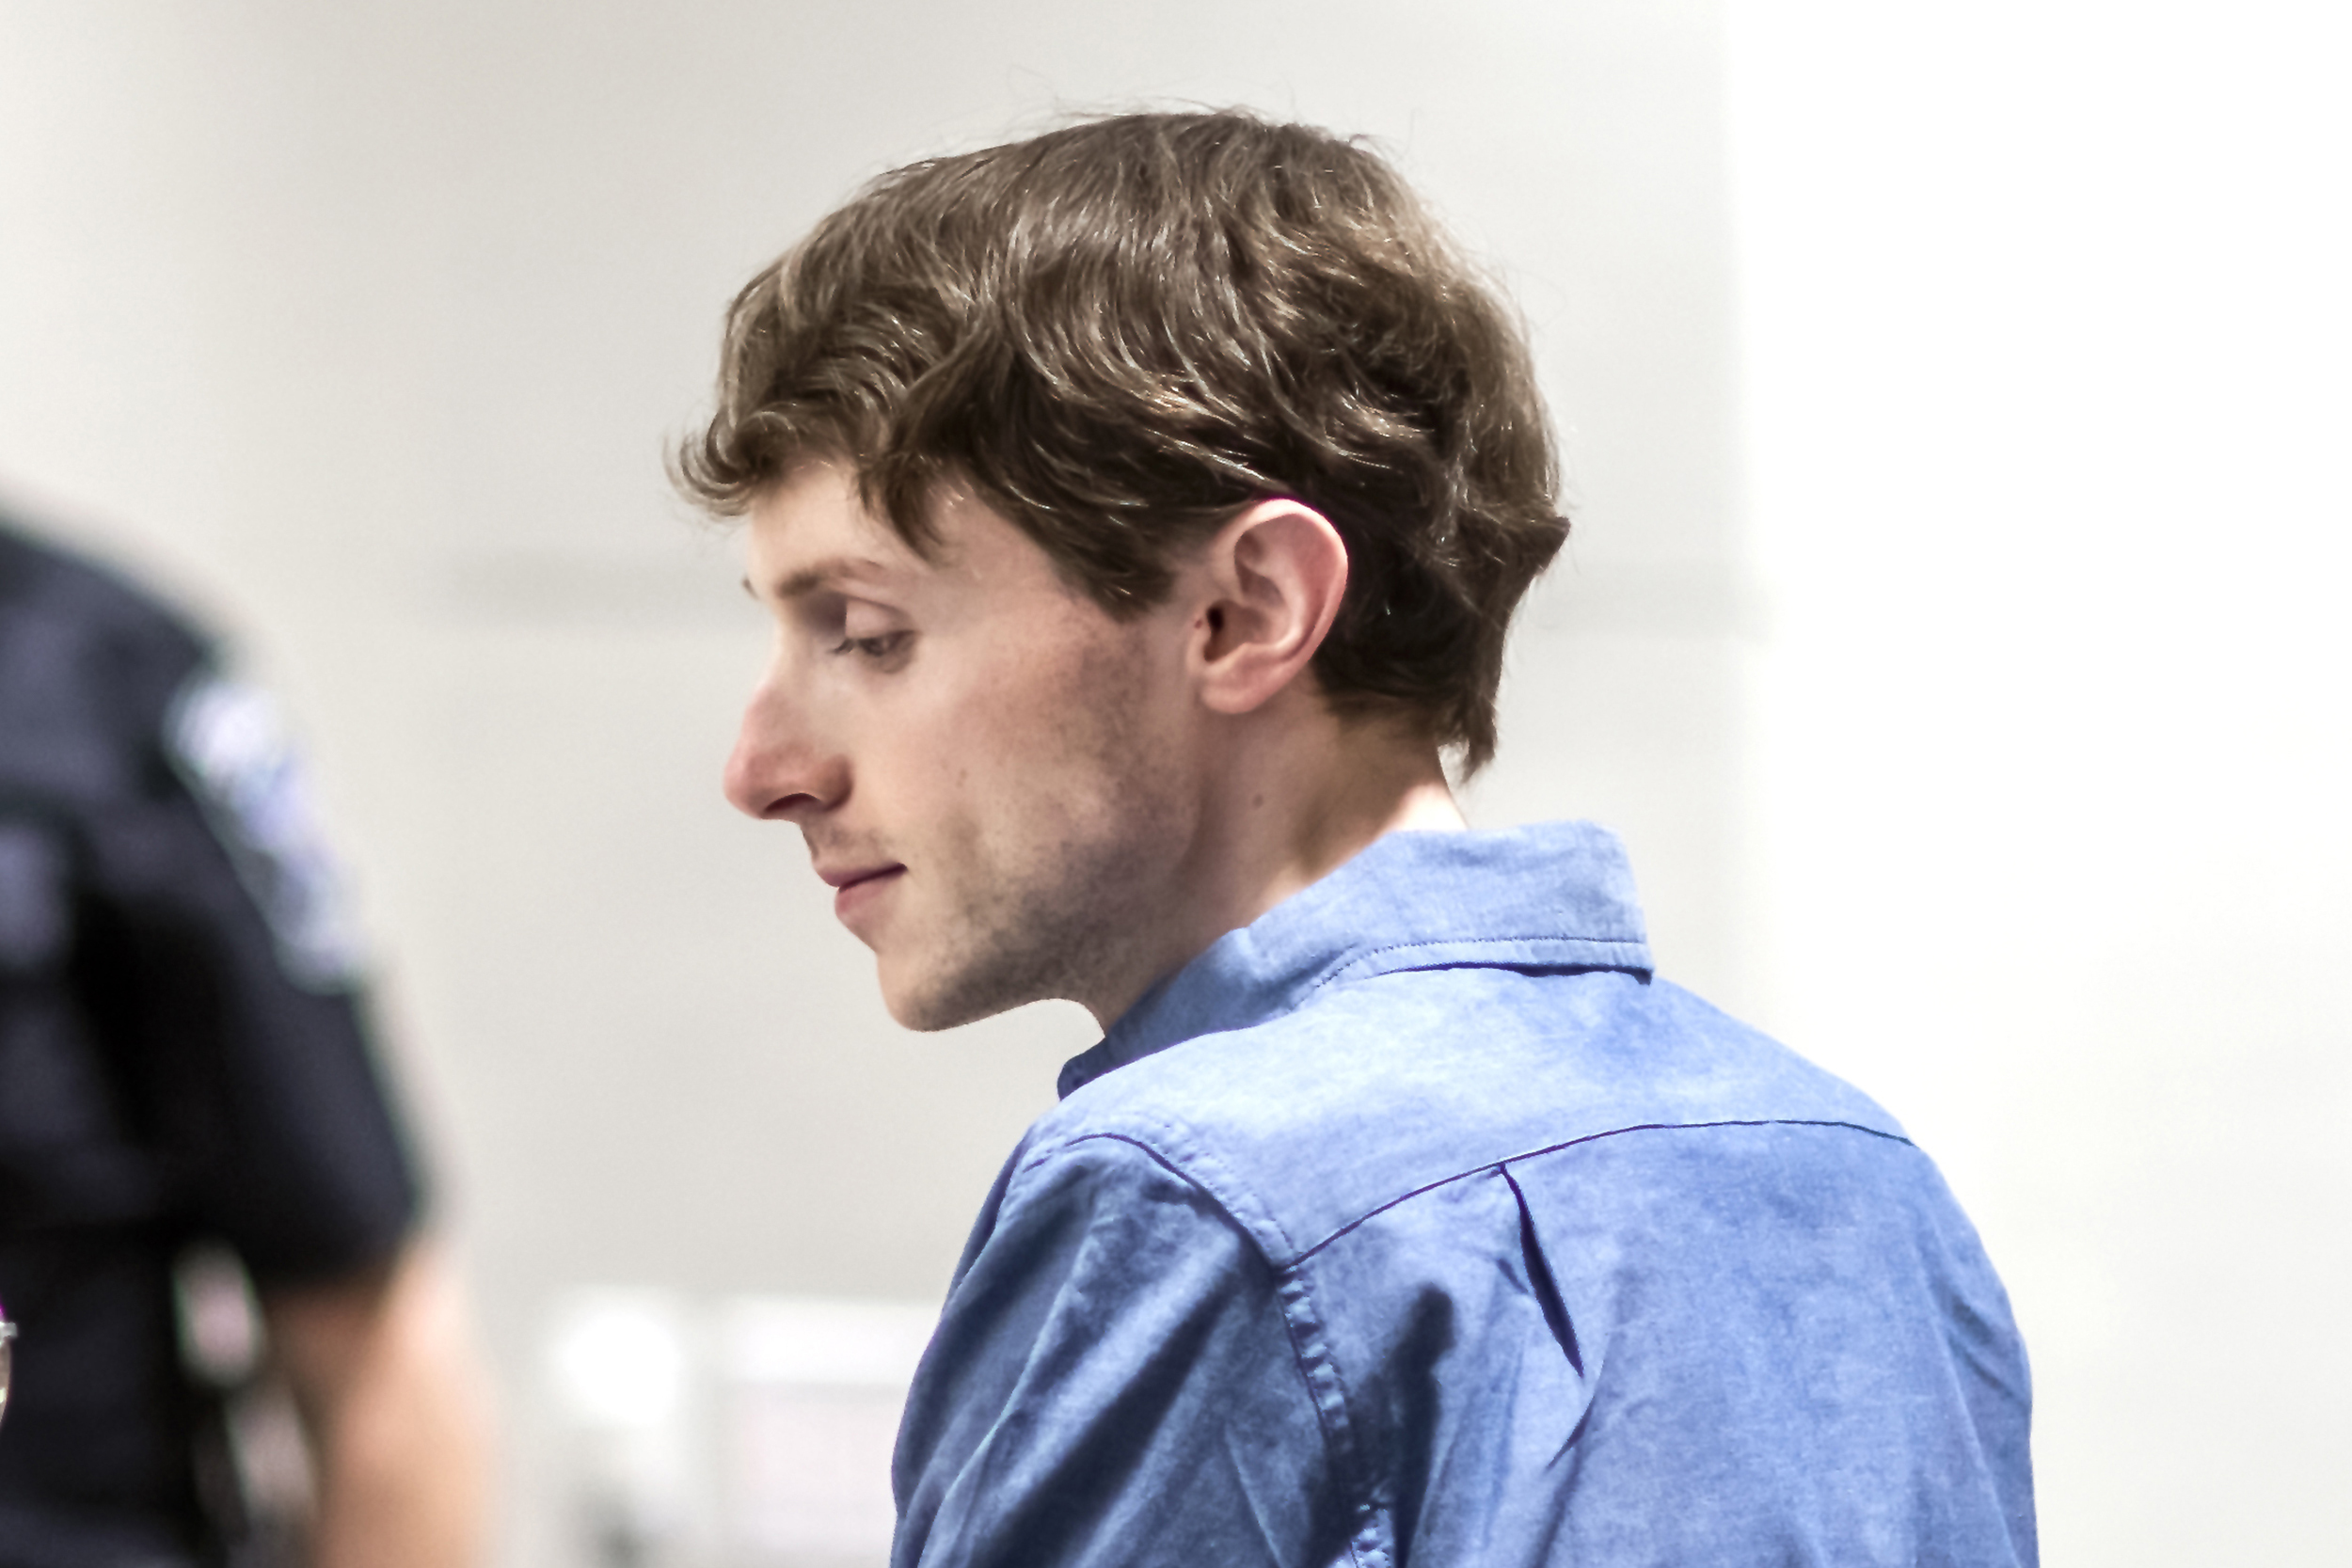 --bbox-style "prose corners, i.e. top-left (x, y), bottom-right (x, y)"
top-left (1288, 1117), bottom-right (1916, 1267)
